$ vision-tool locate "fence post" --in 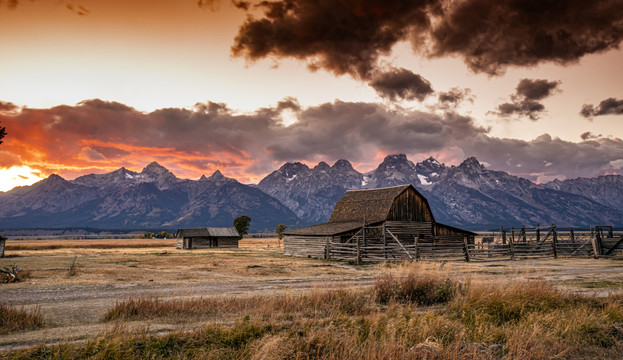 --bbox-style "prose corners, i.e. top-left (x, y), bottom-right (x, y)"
top-left (357, 221), bottom-right (363, 265)
top-left (463, 236), bottom-right (470, 262)
top-left (325, 236), bottom-right (330, 260)
top-left (536, 224), bottom-right (540, 242)
top-left (570, 228), bottom-right (575, 243)
top-left (591, 227), bottom-right (600, 259)
top-left (382, 223), bottom-right (387, 260)
top-left (508, 231), bottom-right (515, 260)
top-left (0, 237), bottom-right (5, 258)
top-left (521, 225), bottom-right (526, 243)
top-left (501, 227), bottom-right (507, 244)
top-left (414, 236), bottom-right (419, 261)
top-left (552, 223), bottom-right (558, 259)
